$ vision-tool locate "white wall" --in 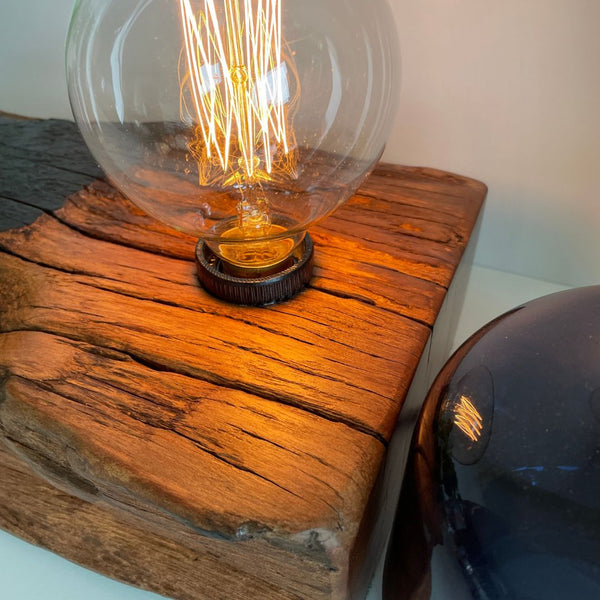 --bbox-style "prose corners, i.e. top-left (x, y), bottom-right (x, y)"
top-left (0, 0), bottom-right (75, 120)
top-left (384, 0), bottom-right (600, 287)
top-left (1, 0), bottom-right (598, 287)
